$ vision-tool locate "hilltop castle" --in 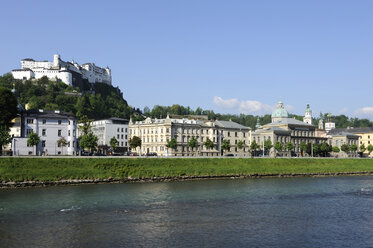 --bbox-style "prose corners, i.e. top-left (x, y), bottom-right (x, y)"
top-left (11, 54), bottom-right (112, 87)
